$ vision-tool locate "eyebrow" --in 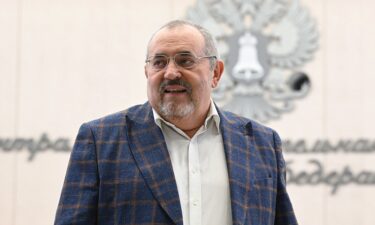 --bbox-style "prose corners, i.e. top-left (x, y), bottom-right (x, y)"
top-left (153, 50), bottom-right (194, 56)
top-left (178, 51), bottom-right (193, 54)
